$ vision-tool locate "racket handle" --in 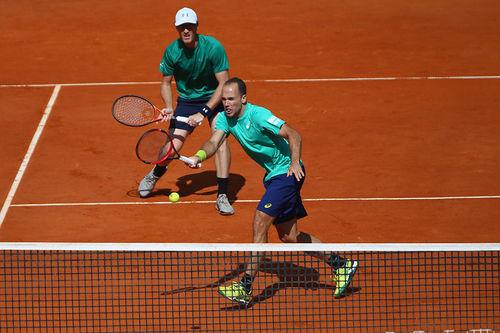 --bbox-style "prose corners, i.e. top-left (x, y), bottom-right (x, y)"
top-left (180, 155), bottom-right (201, 168)
top-left (175, 116), bottom-right (202, 126)
top-left (175, 116), bottom-right (189, 123)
